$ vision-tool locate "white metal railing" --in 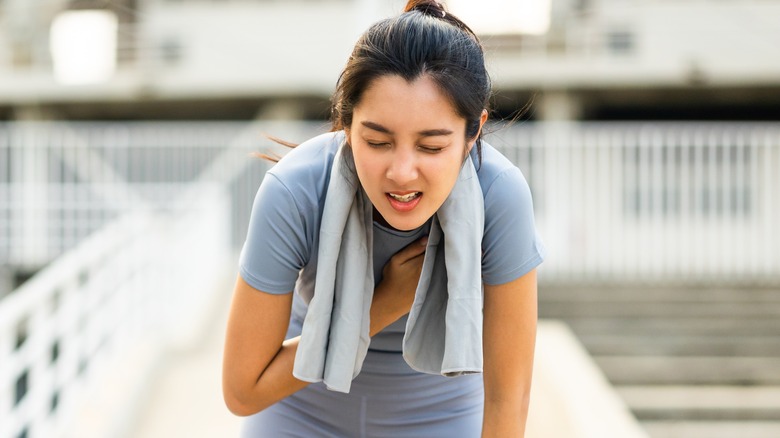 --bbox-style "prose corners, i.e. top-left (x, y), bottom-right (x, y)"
top-left (488, 122), bottom-right (780, 284)
top-left (0, 121), bottom-right (324, 270)
top-left (0, 183), bottom-right (230, 438)
top-left (0, 120), bottom-right (325, 438)
top-left (2, 121), bottom-right (779, 286)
